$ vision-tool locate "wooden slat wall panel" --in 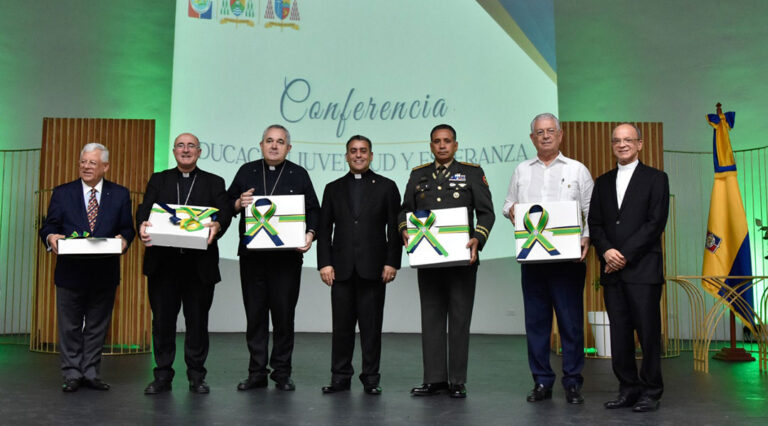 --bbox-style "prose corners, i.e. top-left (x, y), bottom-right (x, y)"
top-left (561, 121), bottom-right (664, 178)
top-left (32, 118), bottom-right (154, 354)
top-left (558, 121), bottom-right (666, 354)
